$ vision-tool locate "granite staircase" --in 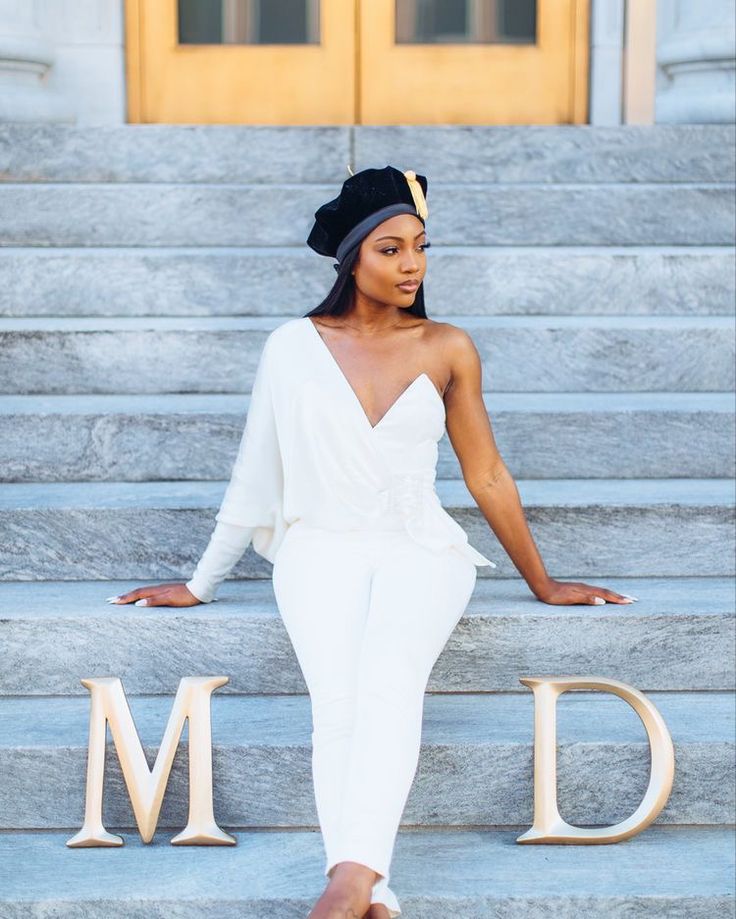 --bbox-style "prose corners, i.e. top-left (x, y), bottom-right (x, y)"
top-left (0, 123), bottom-right (734, 916)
